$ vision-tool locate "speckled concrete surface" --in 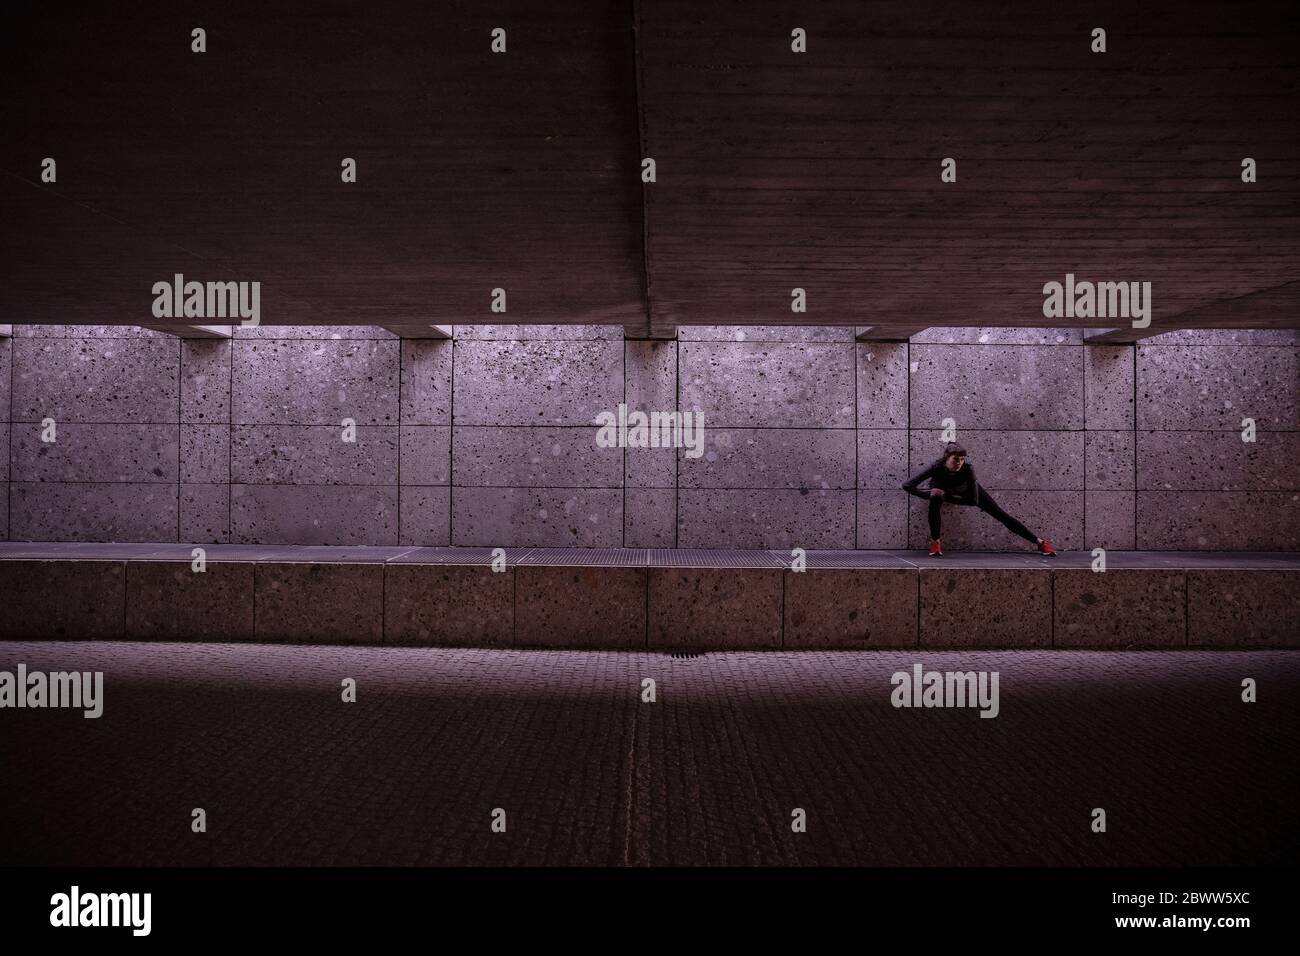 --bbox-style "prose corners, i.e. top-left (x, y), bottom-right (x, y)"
top-left (919, 568), bottom-right (1054, 647)
top-left (683, 427), bottom-right (854, 492)
top-left (231, 339), bottom-right (399, 426)
top-left (677, 488), bottom-right (856, 549)
top-left (2, 545), bottom-right (1297, 647)
top-left (253, 563), bottom-right (385, 645)
top-left (385, 564), bottom-right (514, 646)
top-left (647, 568), bottom-right (783, 647)
top-left (452, 487), bottom-right (623, 547)
top-left (0, 643), bottom-right (1294, 866)
top-left (783, 568), bottom-right (917, 647)
top-left (679, 341), bottom-right (855, 428)
top-left (1053, 569), bottom-right (1186, 647)
top-left (3, 324), bottom-right (1297, 551)
top-left (125, 561), bottom-right (255, 642)
top-left (12, 337), bottom-right (179, 423)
